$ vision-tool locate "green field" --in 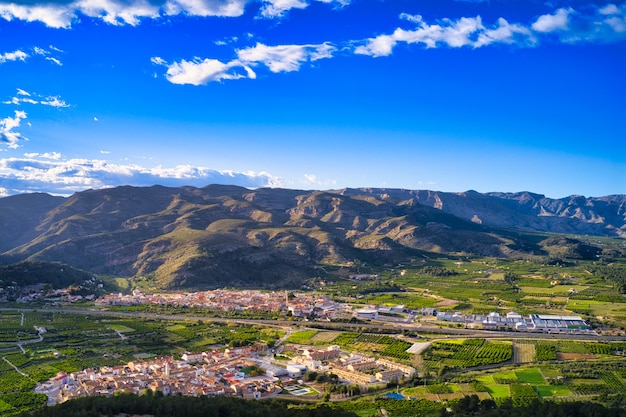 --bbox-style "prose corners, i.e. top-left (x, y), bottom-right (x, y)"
top-left (324, 256), bottom-right (626, 326)
top-left (285, 330), bottom-right (318, 344)
top-left (515, 368), bottom-right (545, 385)
top-left (484, 384), bottom-right (510, 399)
top-left (536, 385), bottom-right (573, 397)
